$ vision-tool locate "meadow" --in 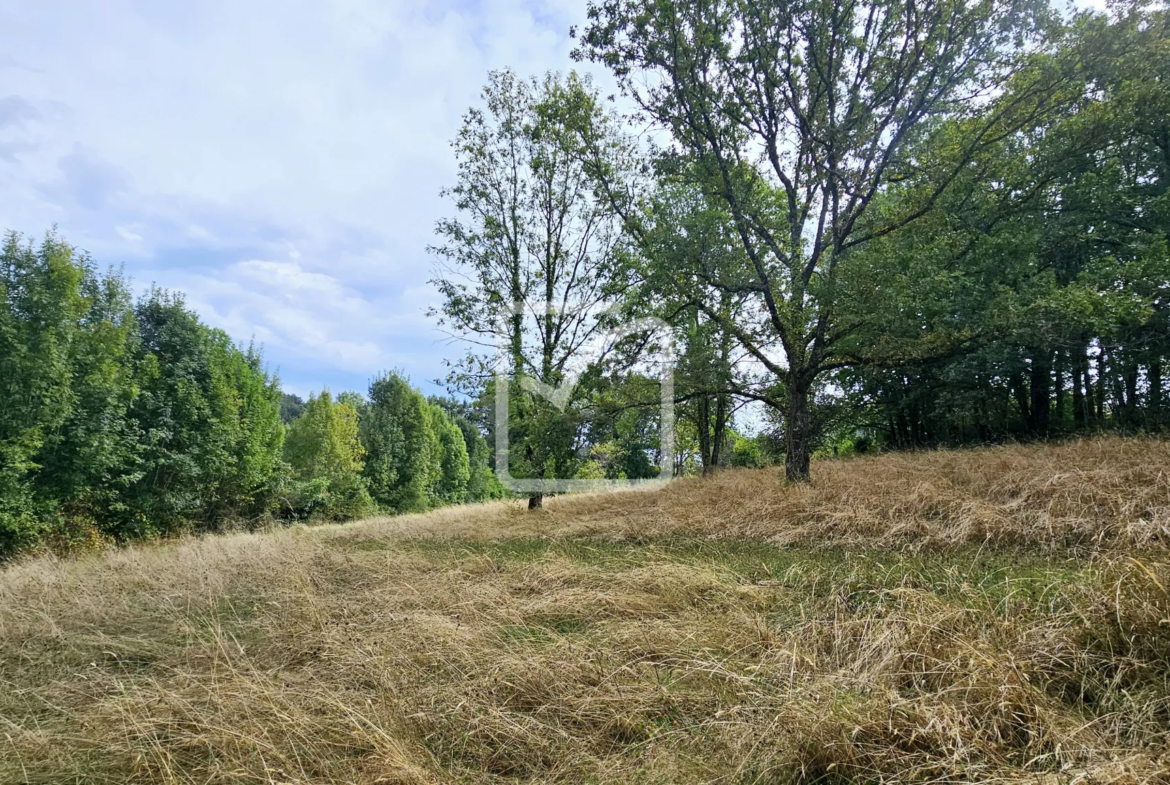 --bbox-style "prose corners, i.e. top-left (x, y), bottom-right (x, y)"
top-left (2, 438), bottom-right (1168, 784)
